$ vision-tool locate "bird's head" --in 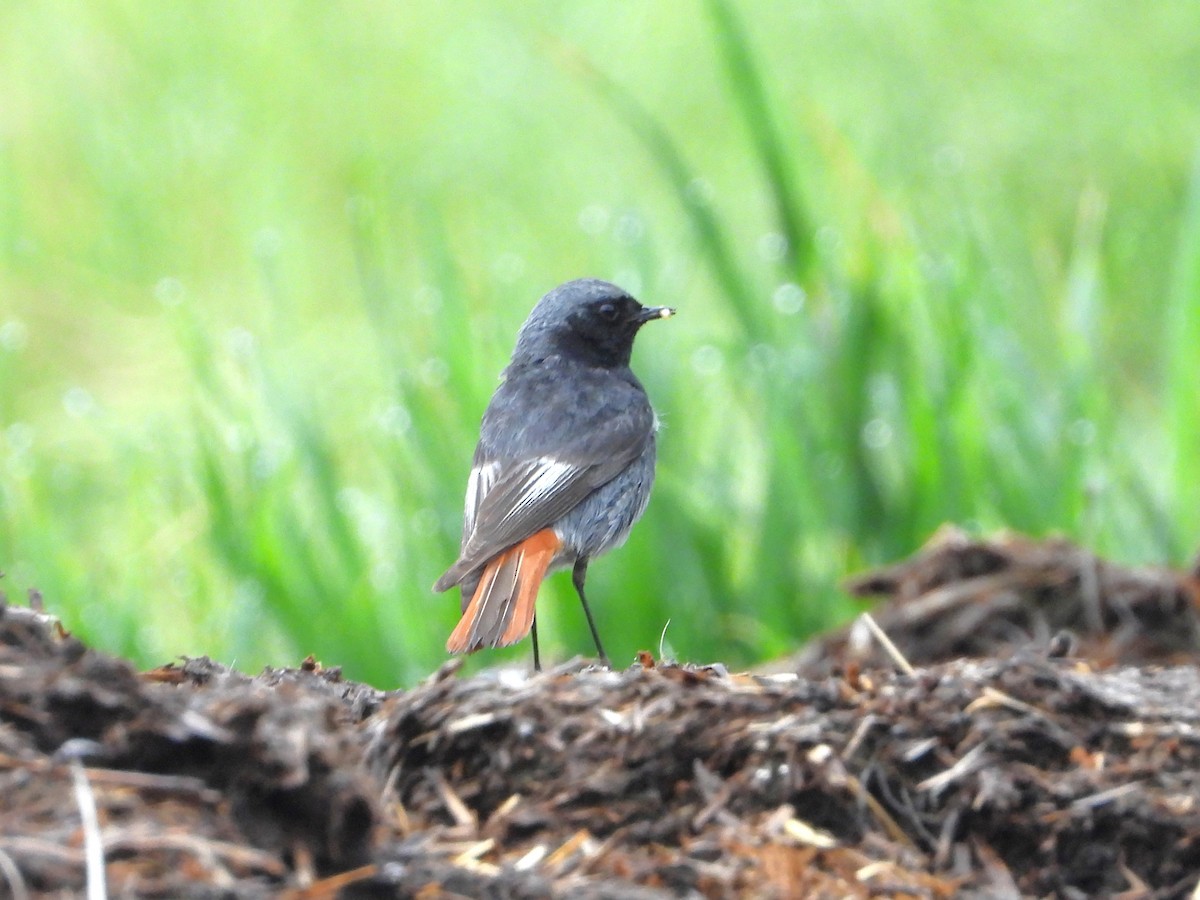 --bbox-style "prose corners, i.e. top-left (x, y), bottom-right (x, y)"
top-left (514, 278), bottom-right (674, 369)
